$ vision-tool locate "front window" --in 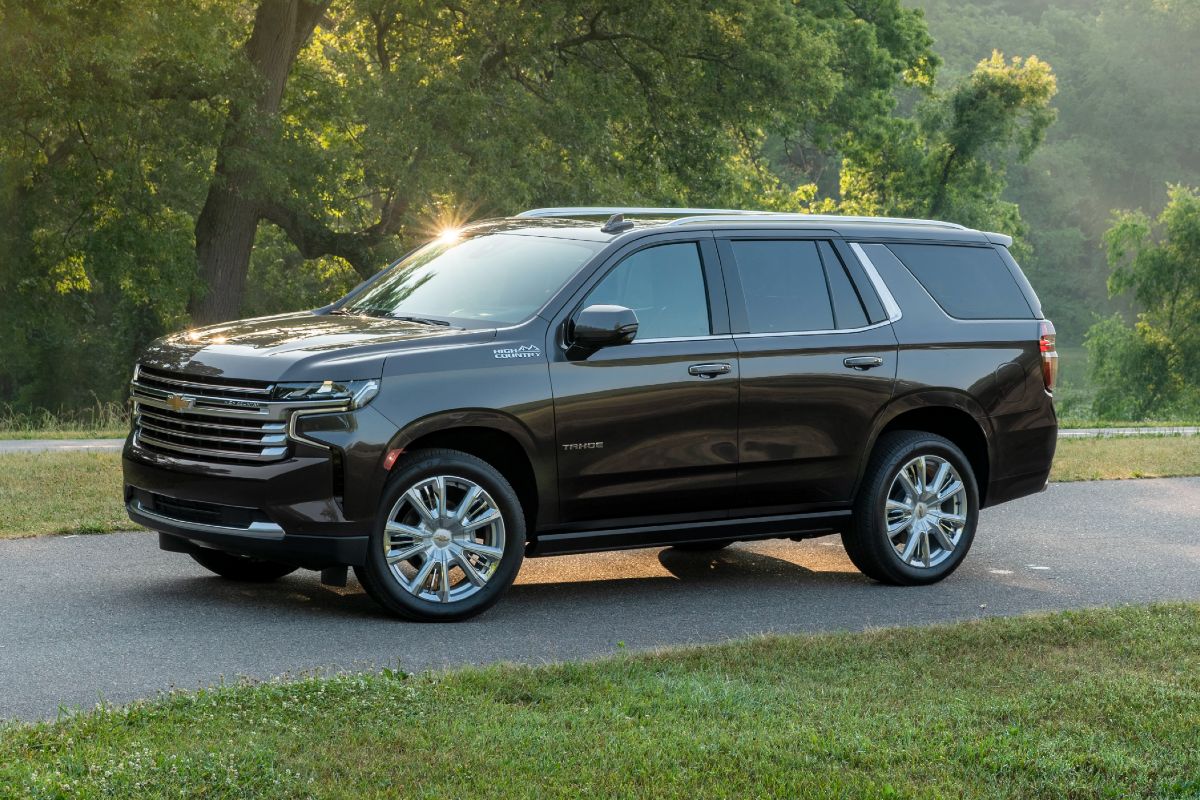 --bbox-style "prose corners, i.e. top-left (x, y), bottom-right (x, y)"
top-left (582, 242), bottom-right (711, 340)
top-left (340, 233), bottom-right (604, 326)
